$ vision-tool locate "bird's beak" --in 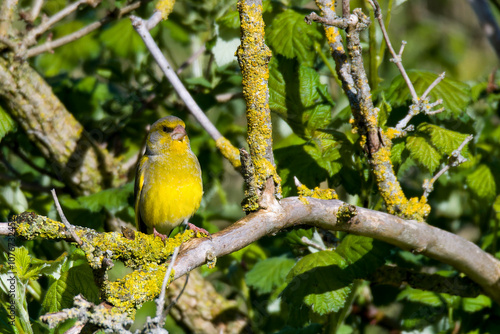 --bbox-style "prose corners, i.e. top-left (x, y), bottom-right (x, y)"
top-left (171, 125), bottom-right (187, 141)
